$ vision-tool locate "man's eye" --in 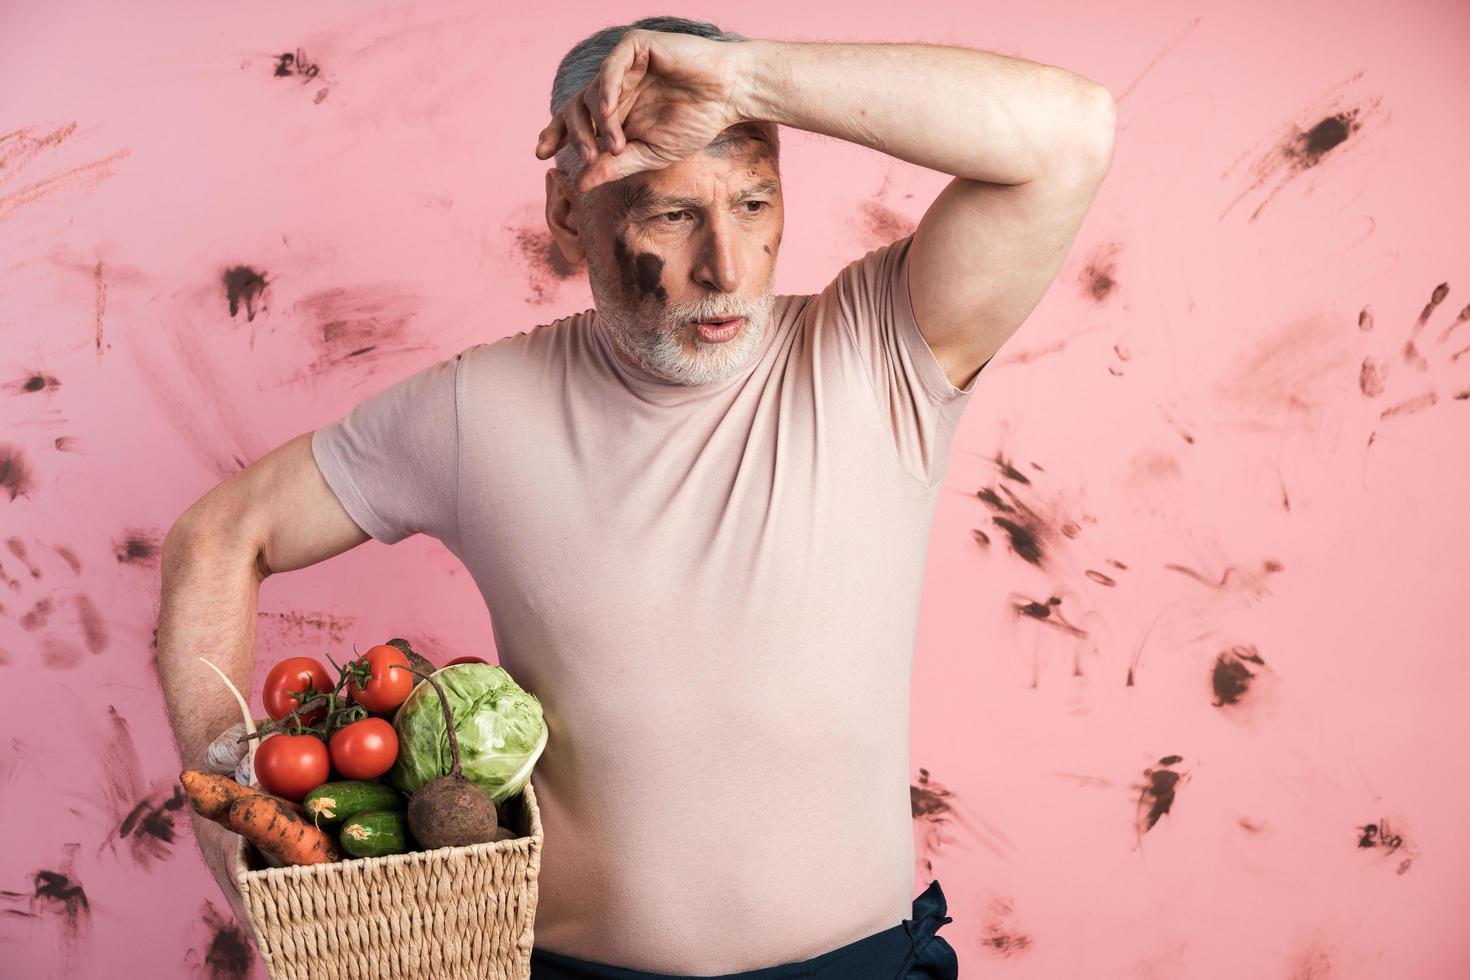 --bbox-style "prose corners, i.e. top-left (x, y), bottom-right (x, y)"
top-left (744, 201), bottom-right (768, 213)
top-left (661, 210), bottom-right (690, 222)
